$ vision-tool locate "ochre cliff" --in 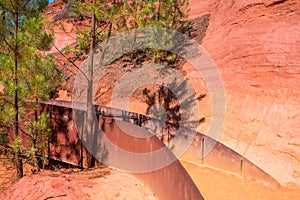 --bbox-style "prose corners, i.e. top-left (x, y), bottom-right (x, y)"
top-left (188, 0), bottom-right (300, 187)
top-left (45, 0), bottom-right (300, 188)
